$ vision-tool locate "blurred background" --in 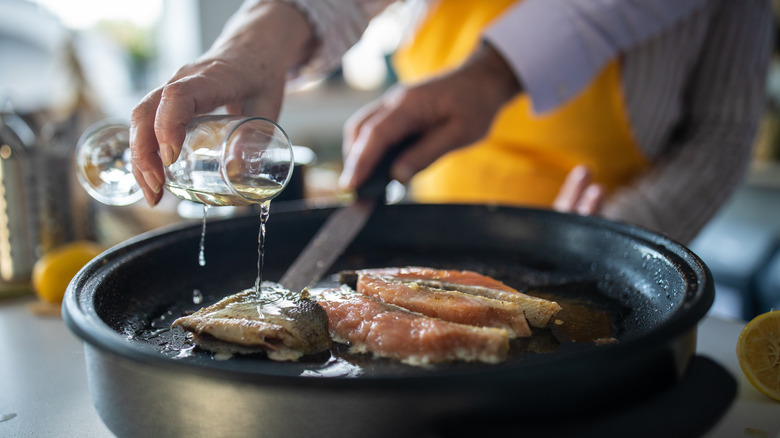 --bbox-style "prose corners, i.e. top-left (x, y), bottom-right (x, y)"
top-left (1, 0), bottom-right (779, 320)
